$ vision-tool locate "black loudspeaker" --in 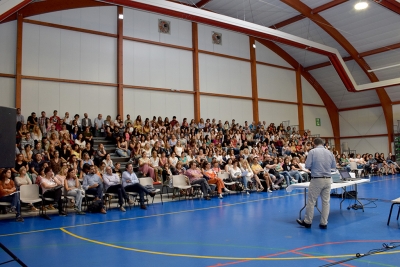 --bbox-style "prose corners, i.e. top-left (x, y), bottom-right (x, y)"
top-left (0, 107), bottom-right (16, 168)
